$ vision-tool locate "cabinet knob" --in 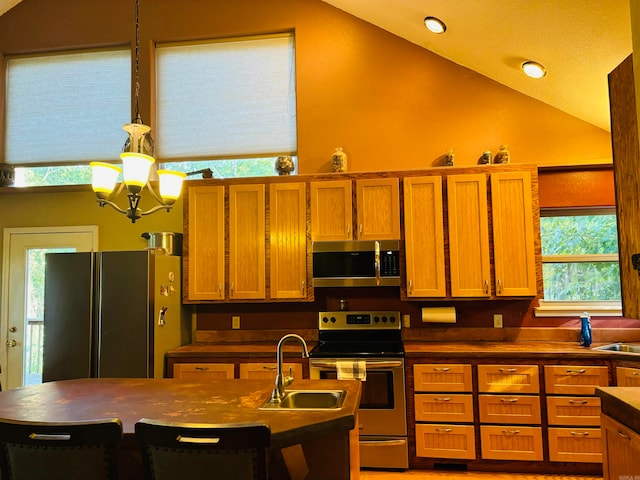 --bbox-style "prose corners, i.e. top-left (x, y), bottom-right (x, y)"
top-left (301, 281), bottom-right (305, 294)
top-left (230, 282), bottom-right (234, 297)
top-left (483, 280), bottom-right (489, 294)
top-left (497, 279), bottom-right (503, 294)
